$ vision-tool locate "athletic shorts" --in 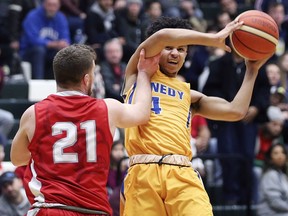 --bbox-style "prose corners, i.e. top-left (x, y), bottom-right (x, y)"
top-left (121, 163), bottom-right (213, 216)
top-left (26, 208), bottom-right (108, 216)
